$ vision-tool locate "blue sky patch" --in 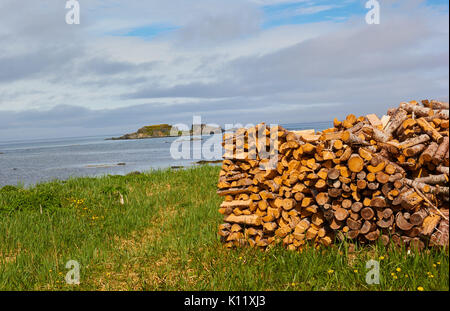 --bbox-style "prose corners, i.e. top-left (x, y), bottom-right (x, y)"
top-left (261, 0), bottom-right (449, 29)
top-left (115, 24), bottom-right (179, 39)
